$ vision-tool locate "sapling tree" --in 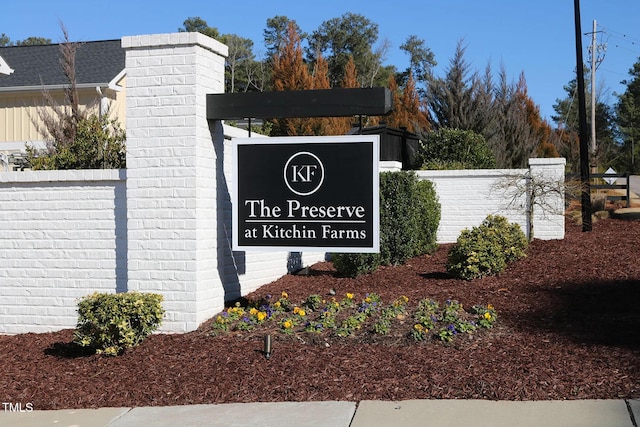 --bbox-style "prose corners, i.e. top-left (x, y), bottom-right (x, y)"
top-left (26, 24), bottom-right (125, 170)
top-left (493, 171), bottom-right (574, 241)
